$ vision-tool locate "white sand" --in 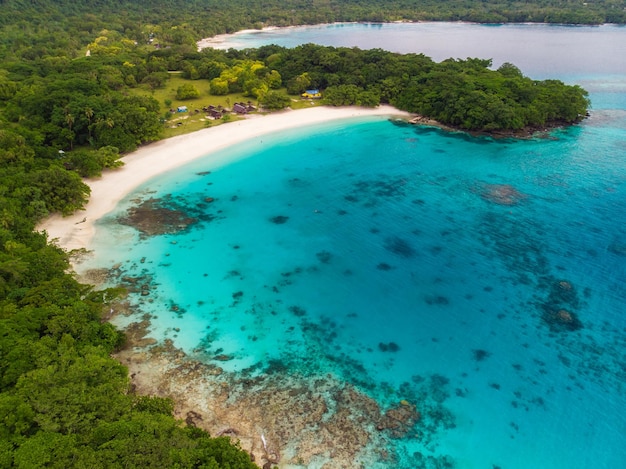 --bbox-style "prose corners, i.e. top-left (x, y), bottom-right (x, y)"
top-left (37, 105), bottom-right (409, 252)
top-left (197, 25), bottom-right (284, 50)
